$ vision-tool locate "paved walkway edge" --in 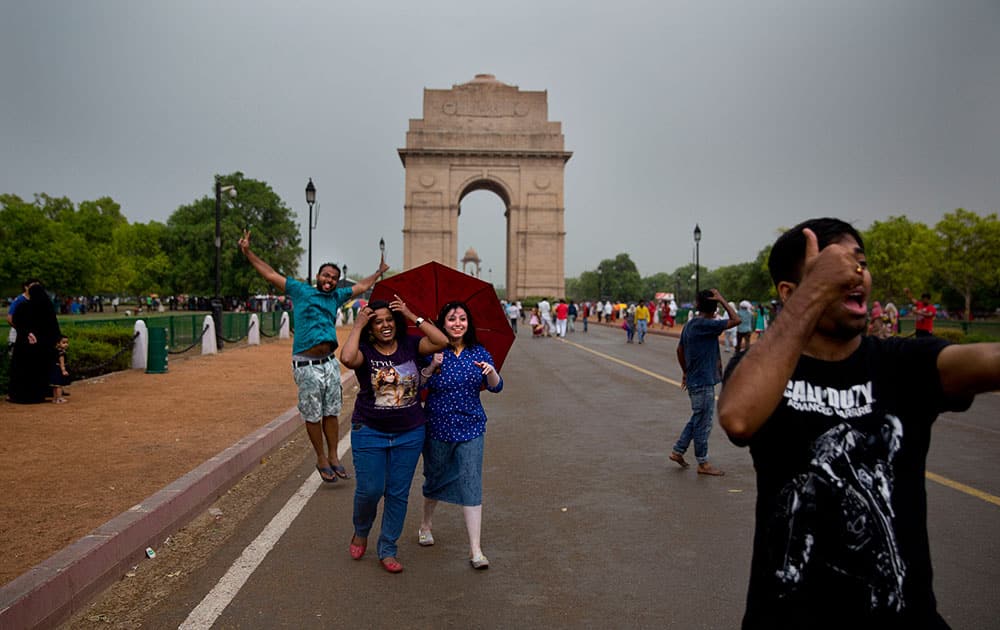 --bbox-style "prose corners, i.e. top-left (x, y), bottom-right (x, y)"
top-left (0, 372), bottom-right (356, 630)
